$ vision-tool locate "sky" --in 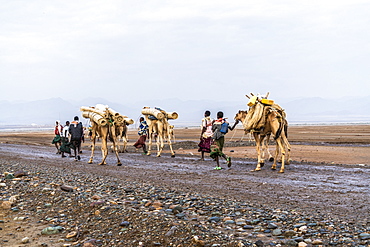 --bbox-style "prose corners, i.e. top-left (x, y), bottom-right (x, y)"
top-left (1, 0), bottom-right (370, 104)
